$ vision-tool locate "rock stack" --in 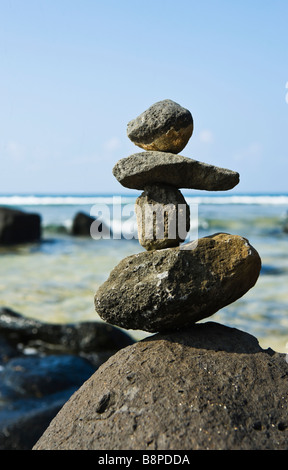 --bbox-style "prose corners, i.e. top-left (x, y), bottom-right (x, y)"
top-left (114, 99), bottom-right (239, 251)
top-left (34, 101), bottom-right (288, 451)
top-left (95, 99), bottom-right (261, 333)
